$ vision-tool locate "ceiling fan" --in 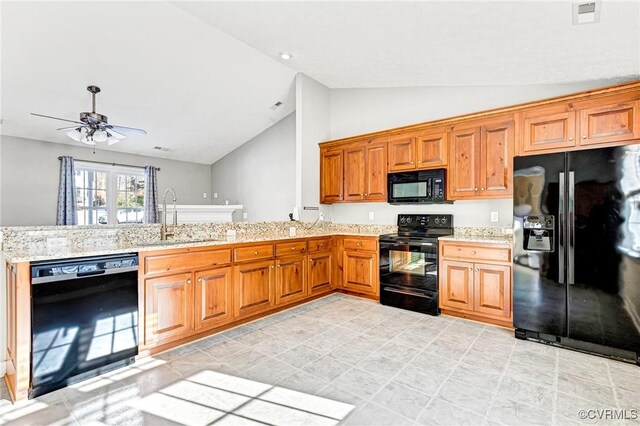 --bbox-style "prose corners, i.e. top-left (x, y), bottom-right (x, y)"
top-left (31, 85), bottom-right (147, 146)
